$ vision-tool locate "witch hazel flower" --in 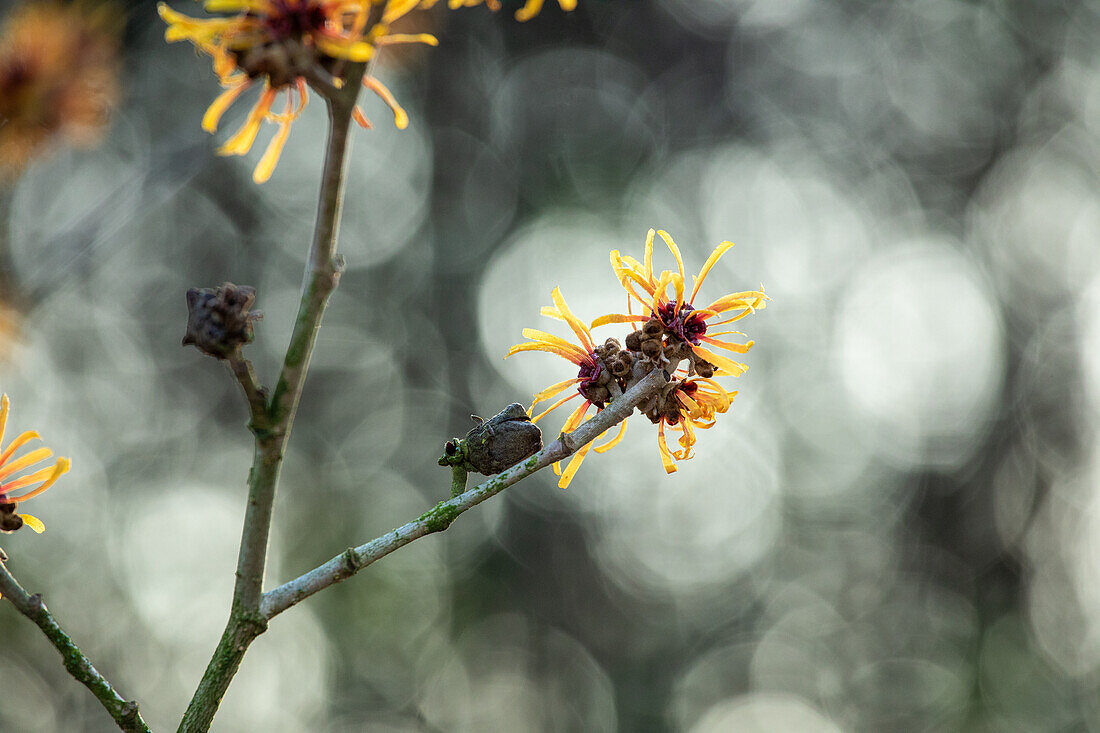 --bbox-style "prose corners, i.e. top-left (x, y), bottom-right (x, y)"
top-left (157, 0), bottom-right (437, 182)
top-left (0, 395), bottom-right (70, 534)
top-left (507, 229), bottom-right (767, 485)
